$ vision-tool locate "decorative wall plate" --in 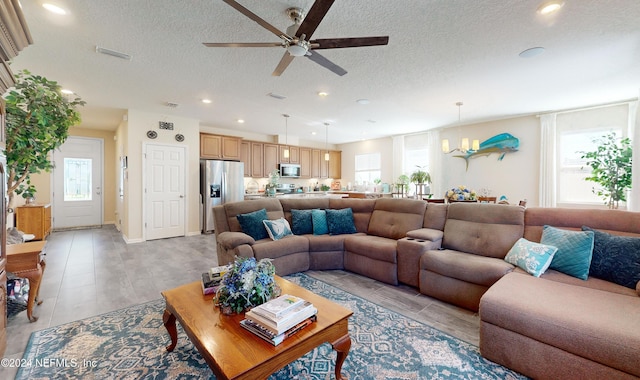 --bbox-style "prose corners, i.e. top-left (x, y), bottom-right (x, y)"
top-left (146, 130), bottom-right (158, 139)
top-left (175, 133), bottom-right (185, 142)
